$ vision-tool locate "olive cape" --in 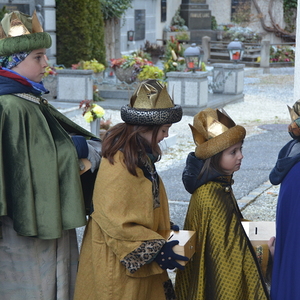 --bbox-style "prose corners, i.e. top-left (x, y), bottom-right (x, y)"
top-left (175, 152), bottom-right (270, 300)
top-left (0, 69), bottom-right (96, 239)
